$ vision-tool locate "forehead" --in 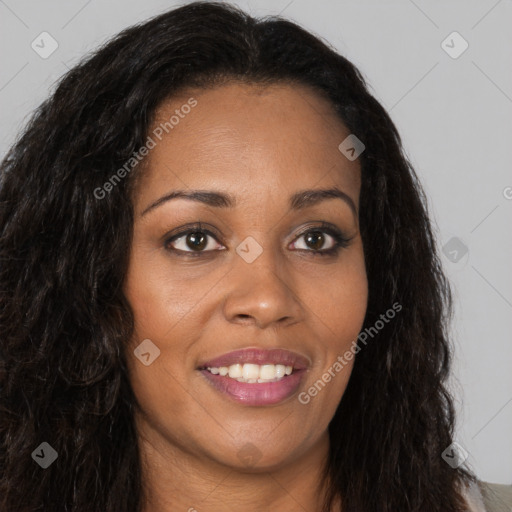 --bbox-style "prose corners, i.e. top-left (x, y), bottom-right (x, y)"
top-left (134, 82), bottom-right (361, 210)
